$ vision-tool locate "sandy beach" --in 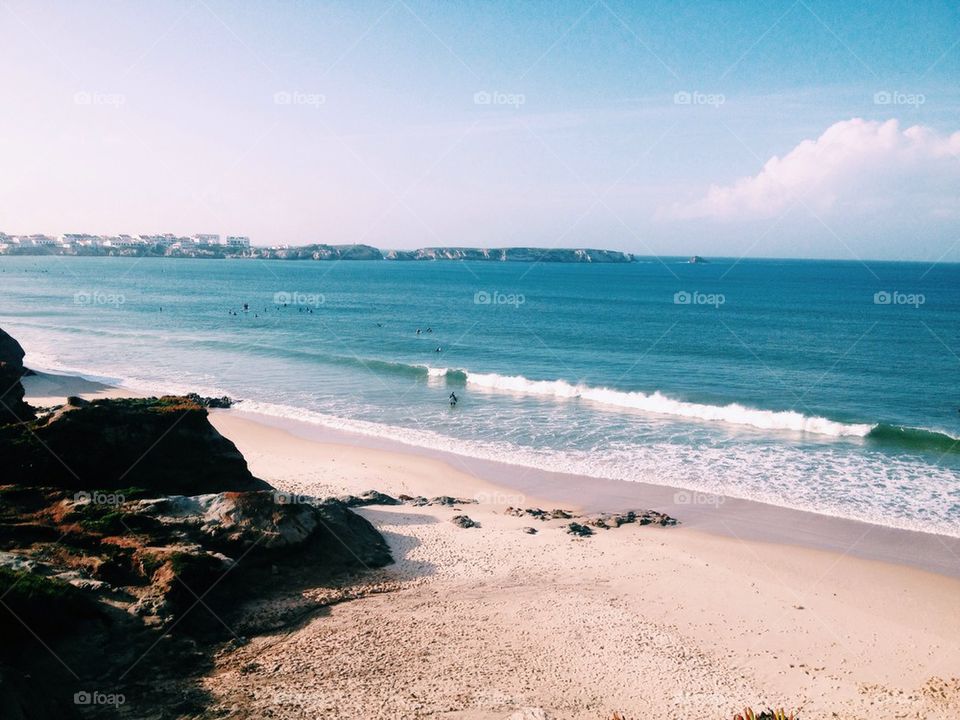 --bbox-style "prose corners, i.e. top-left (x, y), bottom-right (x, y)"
top-left (21, 373), bottom-right (960, 719)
